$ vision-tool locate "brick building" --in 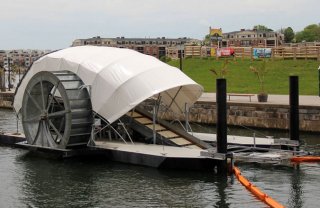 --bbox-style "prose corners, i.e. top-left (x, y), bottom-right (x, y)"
top-left (222, 29), bottom-right (284, 47)
top-left (0, 50), bottom-right (51, 68)
top-left (72, 36), bottom-right (200, 59)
